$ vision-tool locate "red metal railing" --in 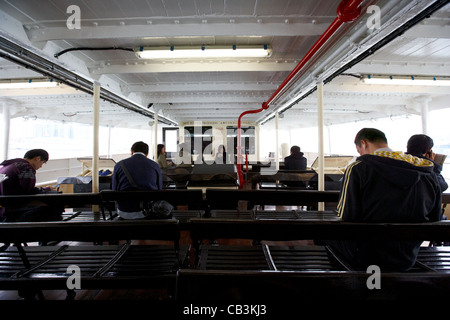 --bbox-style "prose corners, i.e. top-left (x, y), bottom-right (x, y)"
top-left (236, 0), bottom-right (365, 188)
